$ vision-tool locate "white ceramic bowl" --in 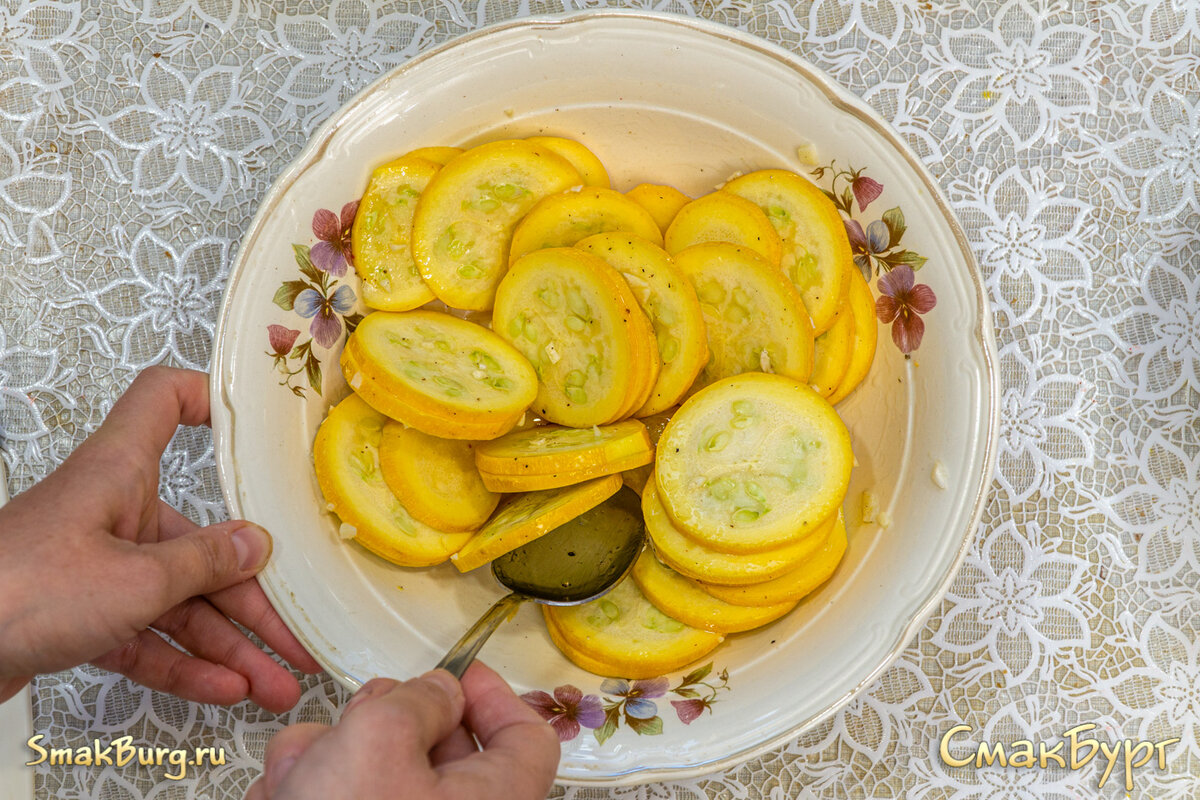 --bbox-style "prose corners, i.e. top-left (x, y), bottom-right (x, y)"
top-left (212, 11), bottom-right (998, 785)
